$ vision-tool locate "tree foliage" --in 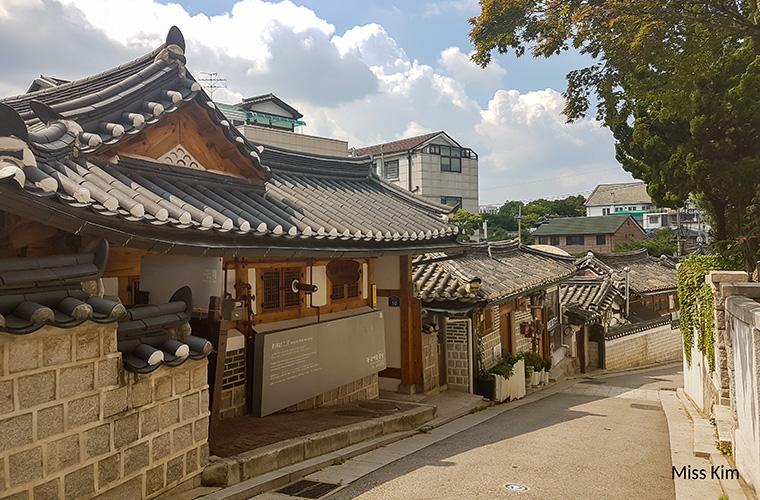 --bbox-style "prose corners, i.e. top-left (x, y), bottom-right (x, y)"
top-left (483, 196), bottom-right (585, 241)
top-left (469, 0), bottom-right (760, 240)
top-left (614, 227), bottom-right (677, 256)
top-left (451, 209), bottom-right (484, 241)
